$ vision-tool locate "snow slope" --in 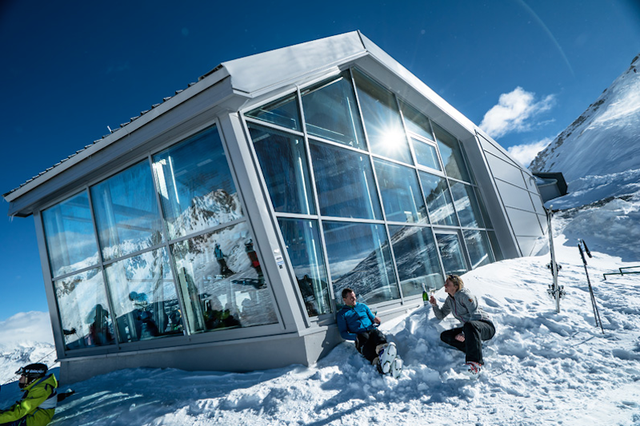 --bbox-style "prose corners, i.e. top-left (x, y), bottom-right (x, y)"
top-left (2, 206), bottom-right (639, 425)
top-left (531, 53), bottom-right (640, 184)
